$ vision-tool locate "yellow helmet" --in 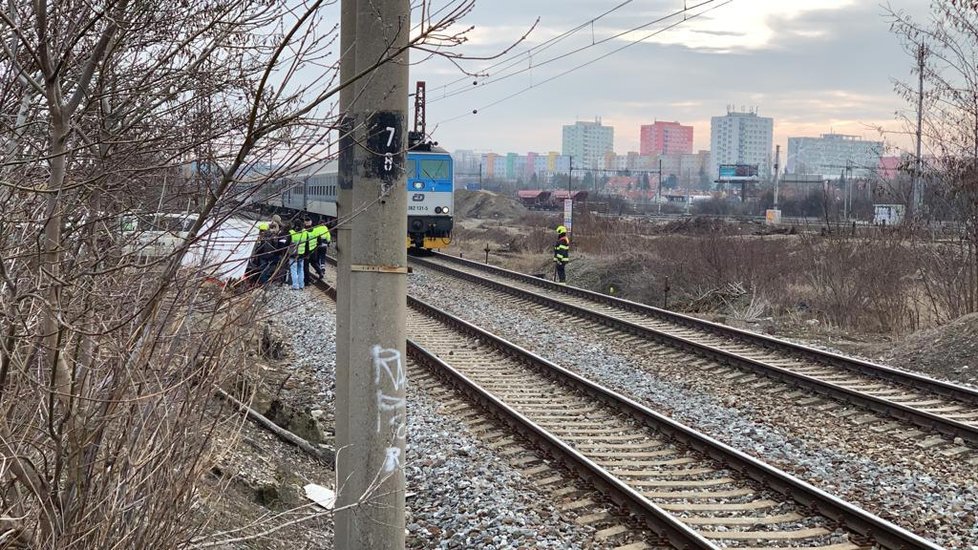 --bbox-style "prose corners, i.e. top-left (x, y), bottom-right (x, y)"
top-left (258, 222), bottom-right (270, 231)
top-left (556, 225), bottom-right (567, 234)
